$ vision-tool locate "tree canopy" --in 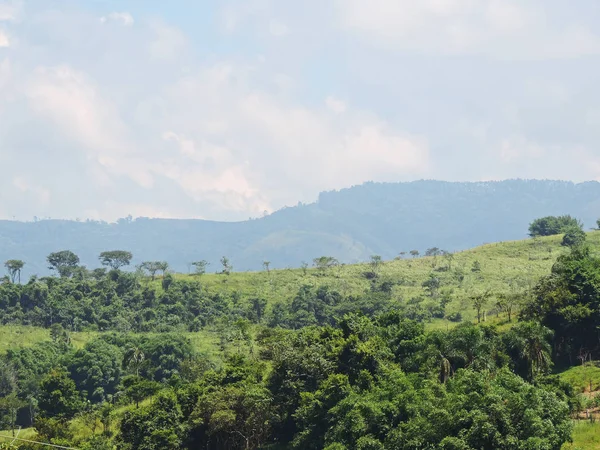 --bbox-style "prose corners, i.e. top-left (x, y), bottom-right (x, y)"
top-left (99, 250), bottom-right (133, 270)
top-left (529, 215), bottom-right (583, 237)
top-left (47, 250), bottom-right (80, 278)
